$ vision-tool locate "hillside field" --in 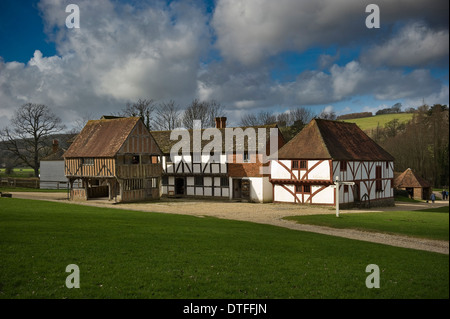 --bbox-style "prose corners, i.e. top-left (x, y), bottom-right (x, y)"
top-left (341, 113), bottom-right (414, 131)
